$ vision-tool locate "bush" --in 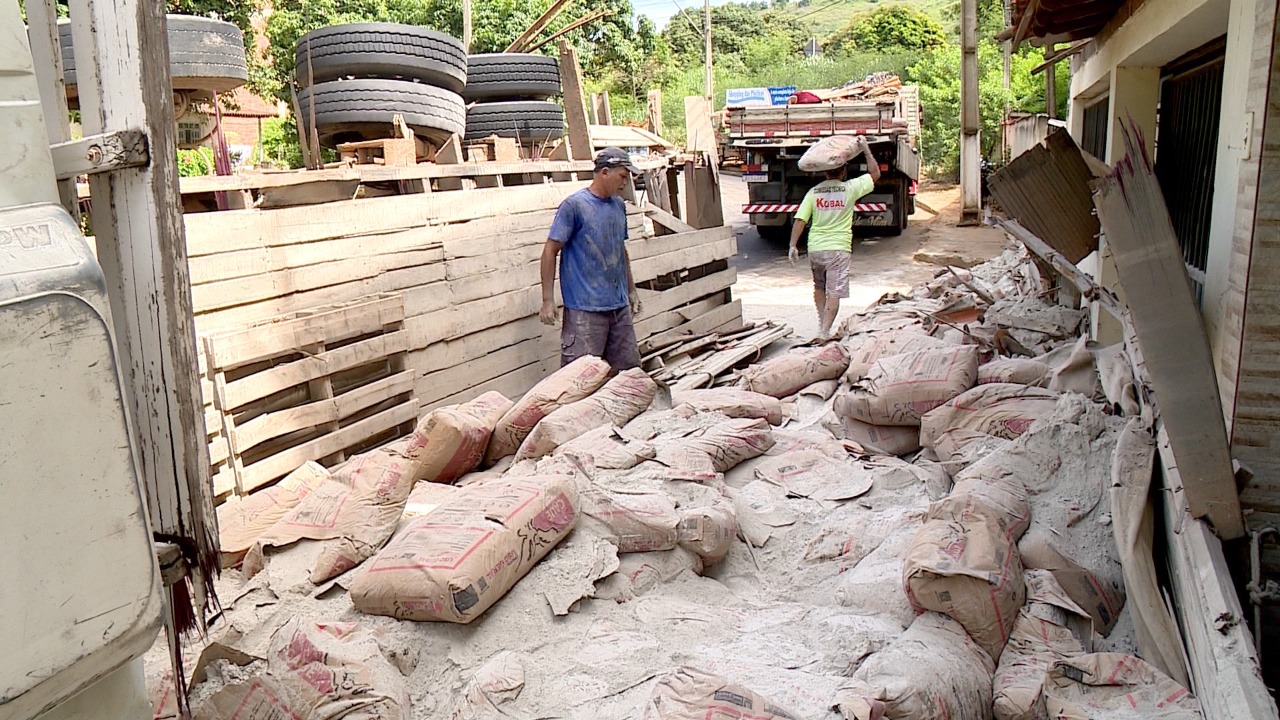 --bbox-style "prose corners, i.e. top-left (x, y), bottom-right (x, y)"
top-left (259, 116), bottom-right (304, 169)
top-left (177, 147), bottom-right (214, 177)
